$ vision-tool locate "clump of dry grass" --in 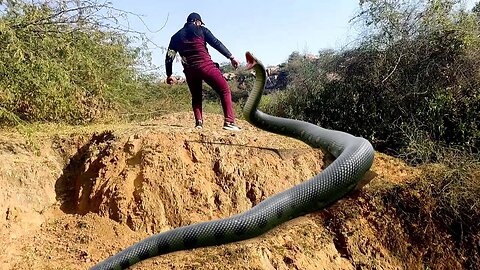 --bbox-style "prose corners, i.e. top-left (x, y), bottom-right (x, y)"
top-left (393, 146), bottom-right (480, 268)
top-left (417, 149), bottom-right (480, 239)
